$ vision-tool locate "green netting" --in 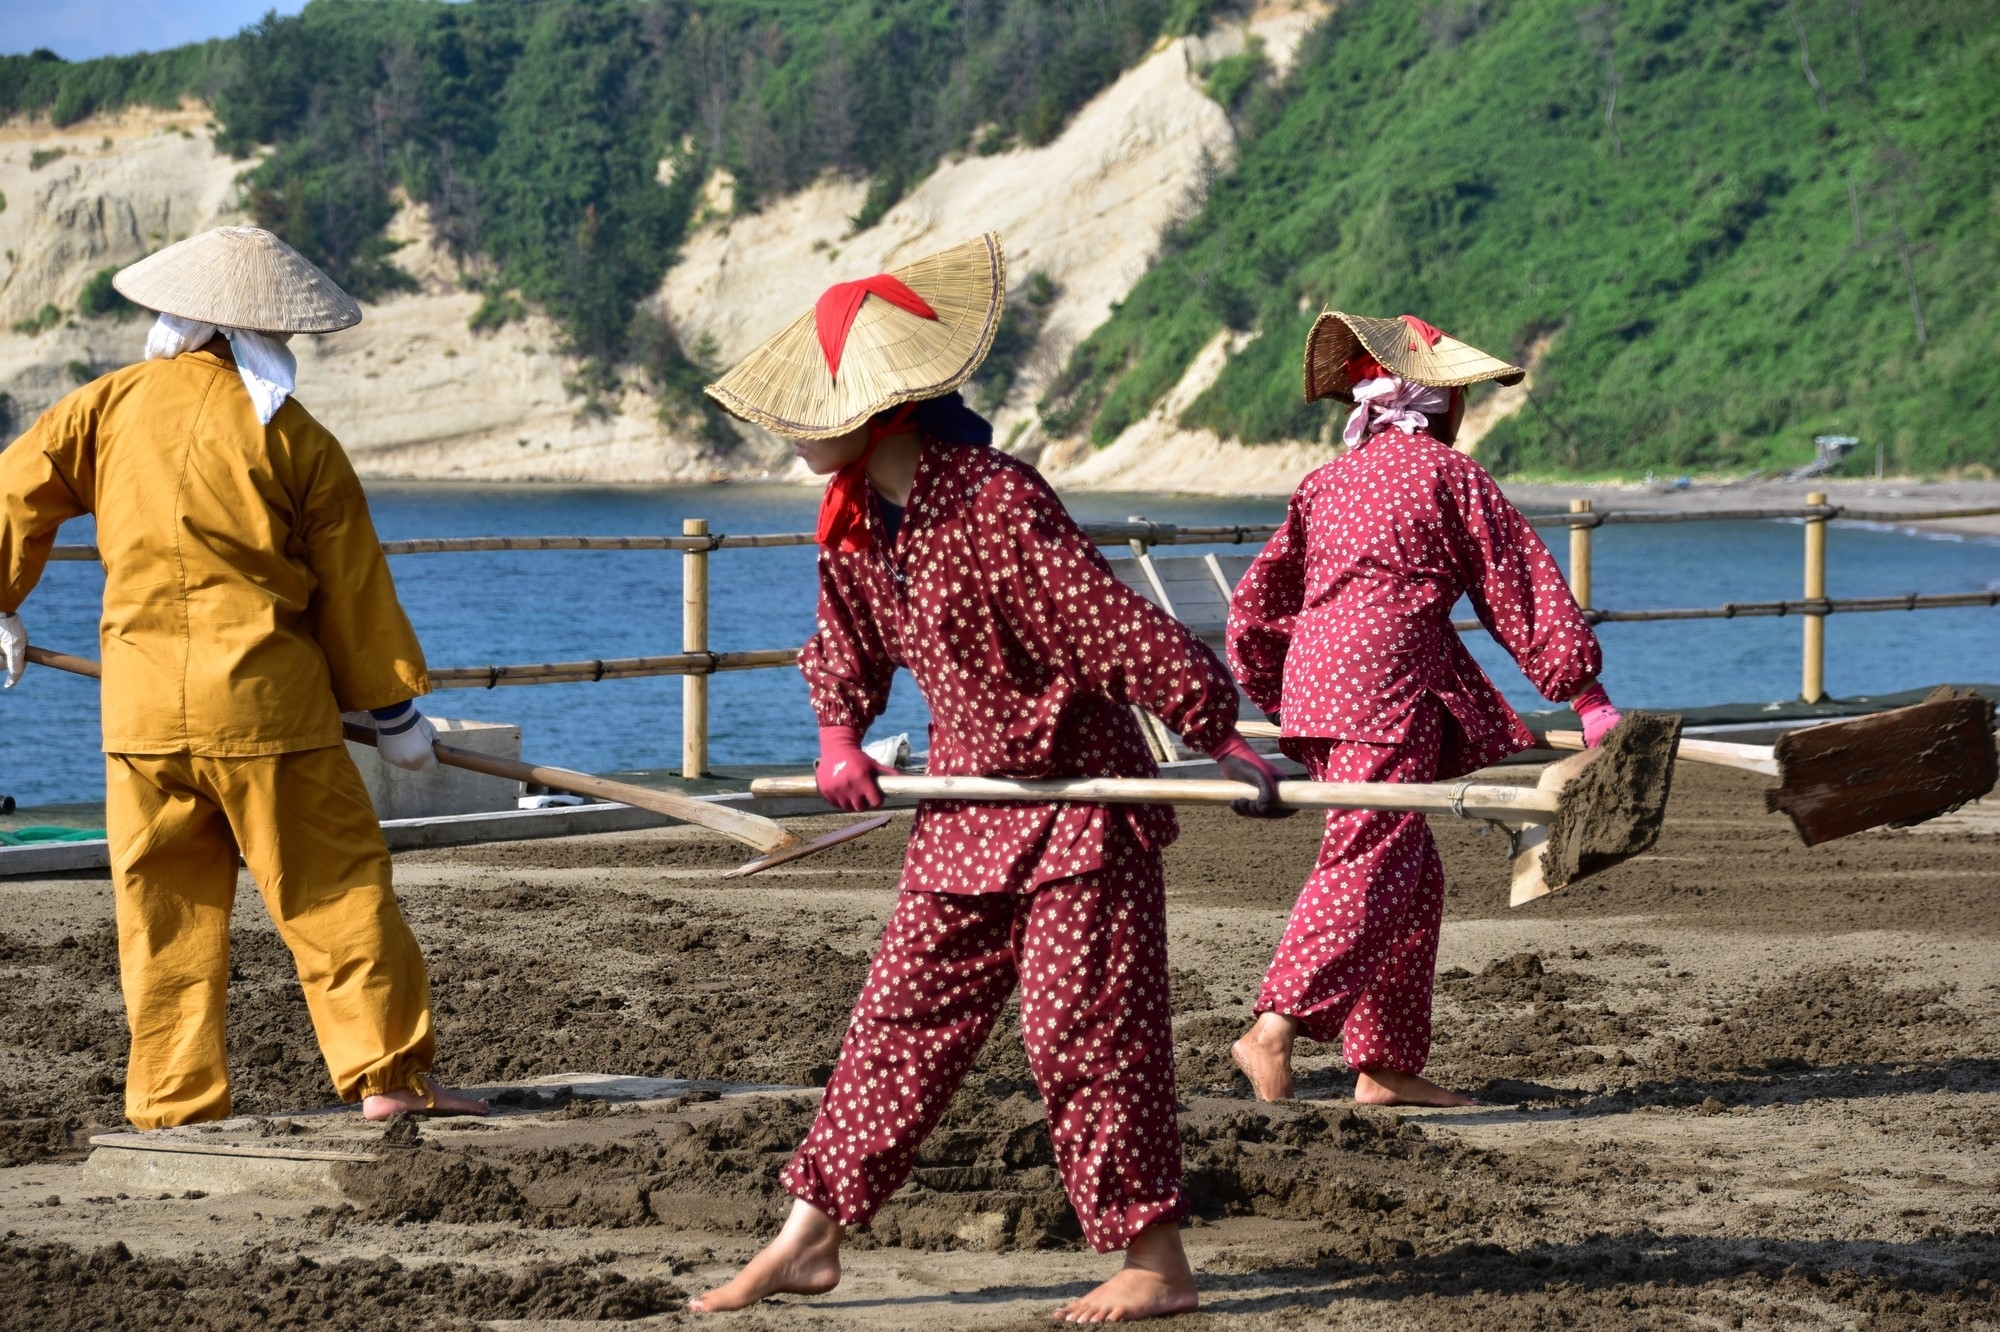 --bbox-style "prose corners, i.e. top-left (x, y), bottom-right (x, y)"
top-left (0, 826), bottom-right (107, 845)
